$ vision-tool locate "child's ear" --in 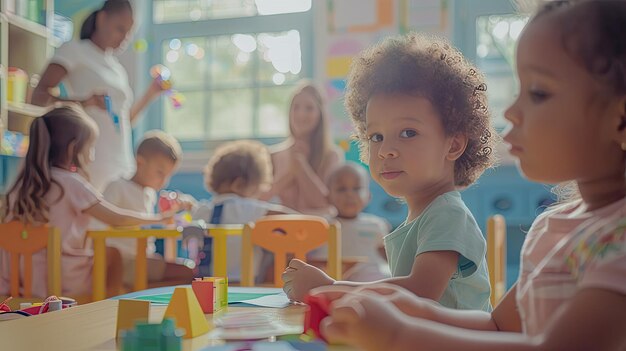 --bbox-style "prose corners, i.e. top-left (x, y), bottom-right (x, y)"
top-left (446, 134), bottom-right (468, 161)
top-left (613, 98), bottom-right (626, 149)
